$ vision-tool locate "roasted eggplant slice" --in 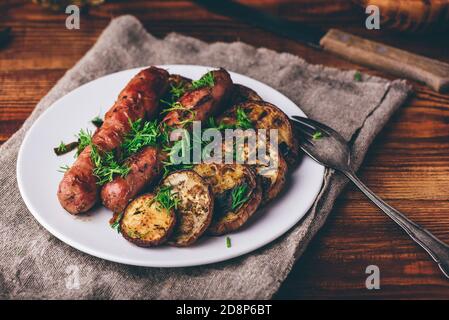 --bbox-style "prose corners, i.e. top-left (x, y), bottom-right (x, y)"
top-left (228, 84), bottom-right (262, 105)
top-left (193, 163), bottom-right (262, 235)
top-left (218, 101), bottom-right (299, 166)
top-left (254, 143), bottom-right (288, 204)
top-left (161, 170), bottom-right (214, 246)
top-left (120, 193), bottom-right (176, 247)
